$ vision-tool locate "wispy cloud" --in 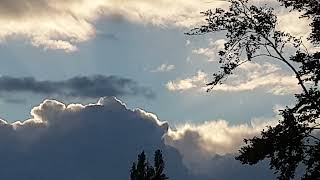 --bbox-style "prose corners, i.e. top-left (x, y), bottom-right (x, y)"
top-left (151, 64), bottom-right (175, 73)
top-left (192, 39), bottom-right (226, 61)
top-left (167, 62), bottom-right (300, 95)
top-left (166, 71), bottom-right (207, 92)
top-left (211, 62), bottom-right (300, 95)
